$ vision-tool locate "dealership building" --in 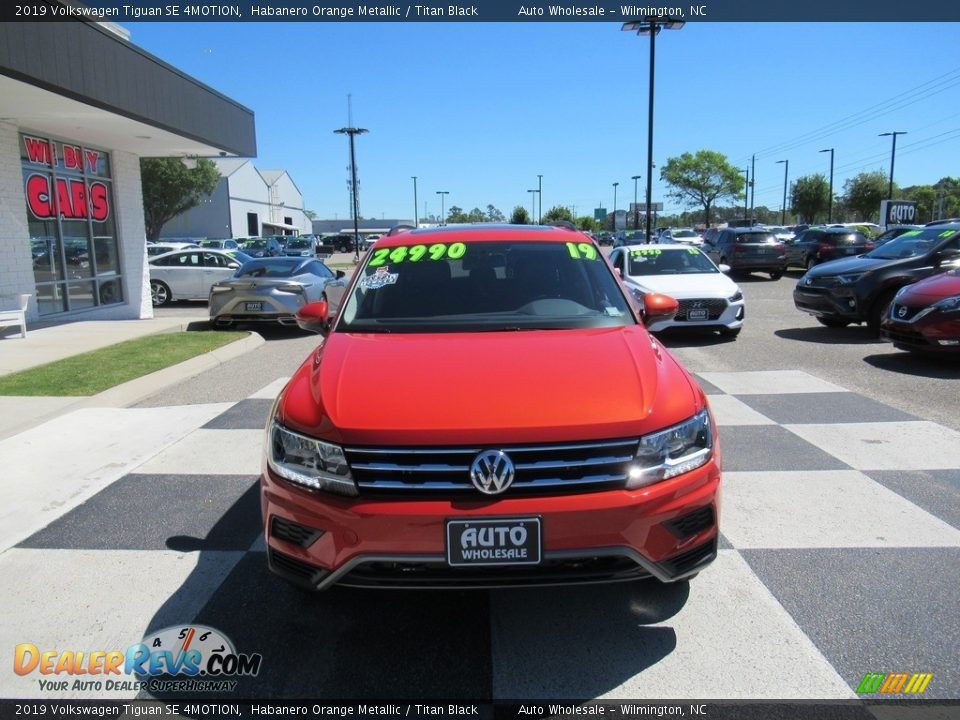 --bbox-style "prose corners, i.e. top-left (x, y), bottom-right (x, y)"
top-left (0, 20), bottom-right (255, 322)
